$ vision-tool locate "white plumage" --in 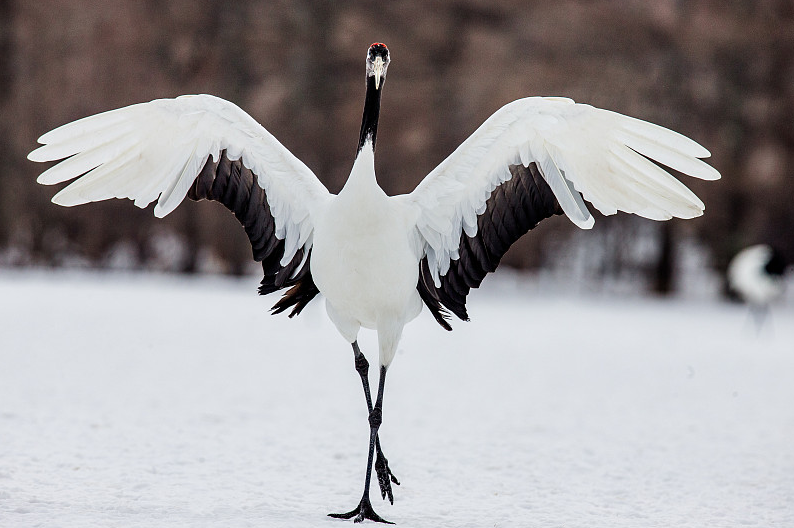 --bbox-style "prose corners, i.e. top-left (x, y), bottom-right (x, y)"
top-left (29, 43), bottom-right (719, 523)
top-left (312, 140), bottom-right (422, 366)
